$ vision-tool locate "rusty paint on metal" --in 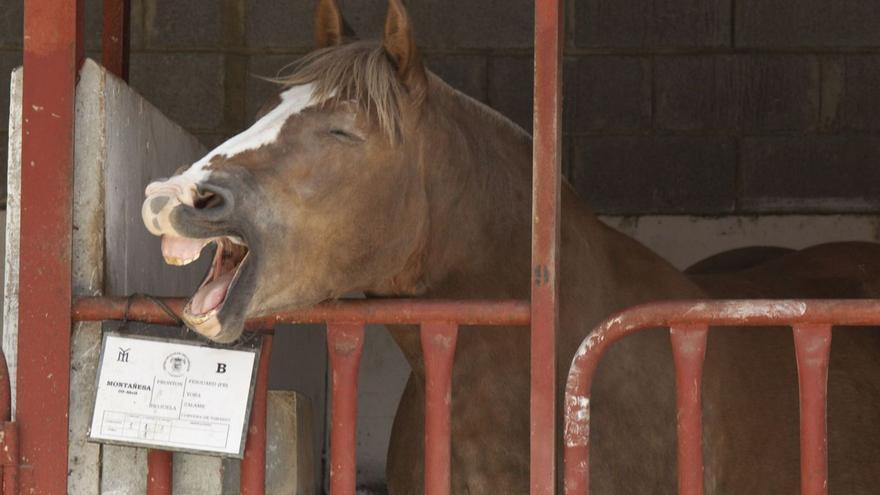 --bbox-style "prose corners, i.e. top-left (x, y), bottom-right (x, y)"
top-left (241, 334), bottom-right (273, 495)
top-left (531, 0), bottom-right (564, 493)
top-left (102, 0), bottom-right (130, 80)
top-left (327, 323), bottom-right (364, 495)
top-left (18, 0), bottom-right (83, 492)
top-left (563, 394), bottom-right (589, 449)
top-left (564, 300), bottom-right (880, 495)
top-left (793, 324), bottom-right (832, 495)
top-left (421, 322), bottom-right (459, 495)
top-left (146, 450), bottom-right (172, 495)
top-left (72, 297), bottom-right (531, 327)
top-left (670, 324), bottom-right (709, 495)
